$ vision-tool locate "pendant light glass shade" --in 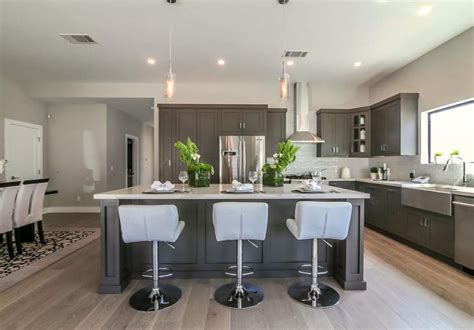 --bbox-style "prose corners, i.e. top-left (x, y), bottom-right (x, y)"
top-left (279, 61), bottom-right (289, 102)
top-left (165, 70), bottom-right (176, 100)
